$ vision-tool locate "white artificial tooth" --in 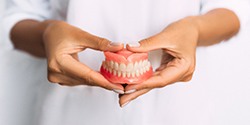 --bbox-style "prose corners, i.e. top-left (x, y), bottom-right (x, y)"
top-left (113, 70), bottom-right (117, 76)
top-left (122, 72), bottom-right (126, 78)
top-left (107, 61), bottom-right (110, 67)
top-left (134, 62), bottom-right (139, 71)
top-left (143, 60), bottom-right (147, 67)
top-left (110, 61), bottom-right (114, 69)
top-left (139, 60), bottom-right (143, 69)
top-left (146, 65), bottom-right (150, 71)
top-left (126, 63), bottom-right (133, 72)
top-left (131, 72), bottom-right (135, 77)
top-left (114, 62), bottom-right (119, 70)
top-left (117, 71), bottom-right (121, 77)
top-left (147, 61), bottom-right (151, 67)
top-left (106, 62), bottom-right (109, 69)
top-left (108, 68), bottom-right (112, 73)
top-left (140, 69), bottom-right (144, 75)
top-left (136, 70), bottom-right (140, 77)
top-left (143, 67), bottom-right (146, 73)
top-left (127, 72), bottom-right (131, 77)
top-left (119, 63), bottom-right (126, 72)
